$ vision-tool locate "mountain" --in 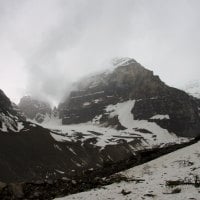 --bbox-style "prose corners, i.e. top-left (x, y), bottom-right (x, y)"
top-left (0, 57), bottom-right (200, 197)
top-left (183, 80), bottom-right (200, 99)
top-left (59, 58), bottom-right (200, 137)
top-left (2, 85), bottom-right (186, 183)
top-left (18, 96), bottom-right (52, 123)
